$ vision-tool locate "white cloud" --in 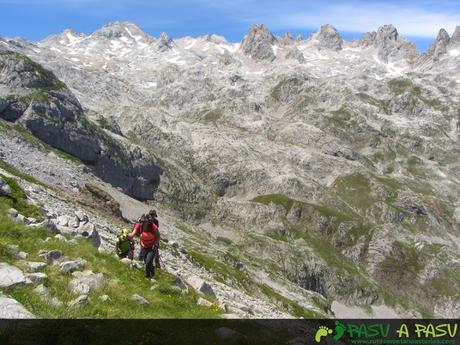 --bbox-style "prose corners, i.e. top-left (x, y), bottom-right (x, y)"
top-left (271, 3), bottom-right (460, 38)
